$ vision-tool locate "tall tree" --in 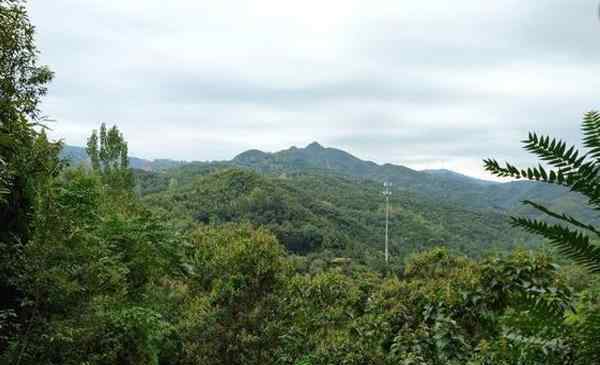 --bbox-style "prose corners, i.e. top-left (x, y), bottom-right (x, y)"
top-left (0, 0), bottom-right (56, 353)
top-left (86, 122), bottom-right (133, 191)
top-left (86, 129), bottom-right (100, 170)
top-left (484, 110), bottom-right (600, 273)
top-left (0, 0), bottom-right (54, 238)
